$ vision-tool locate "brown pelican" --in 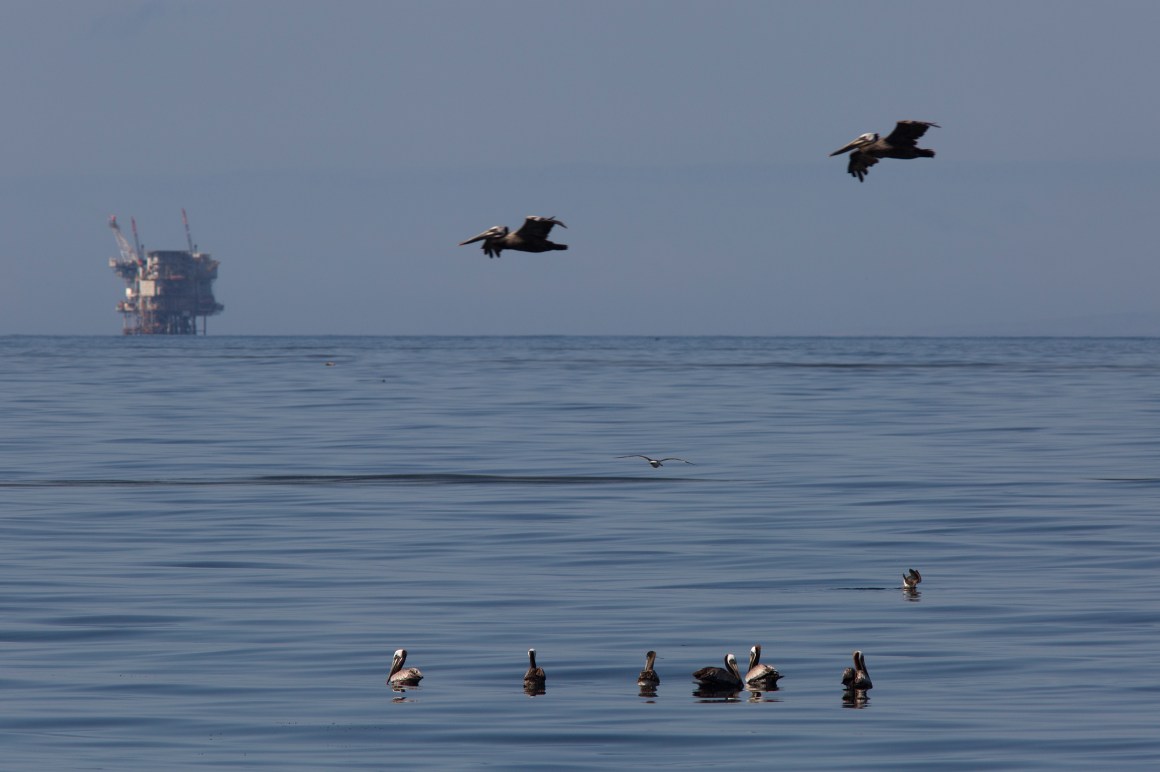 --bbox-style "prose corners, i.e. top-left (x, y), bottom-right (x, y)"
top-left (693, 653), bottom-right (743, 689)
top-left (637, 650), bottom-right (660, 686)
top-left (523, 648), bottom-right (546, 688)
top-left (459, 216), bottom-right (568, 259)
top-left (902, 568), bottom-right (922, 590)
top-left (387, 648), bottom-right (423, 686)
top-left (829, 120), bottom-right (939, 182)
top-left (616, 455), bottom-right (694, 468)
top-left (841, 650), bottom-right (872, 691)
top-left (745, 644), bottom-right (782, 688)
